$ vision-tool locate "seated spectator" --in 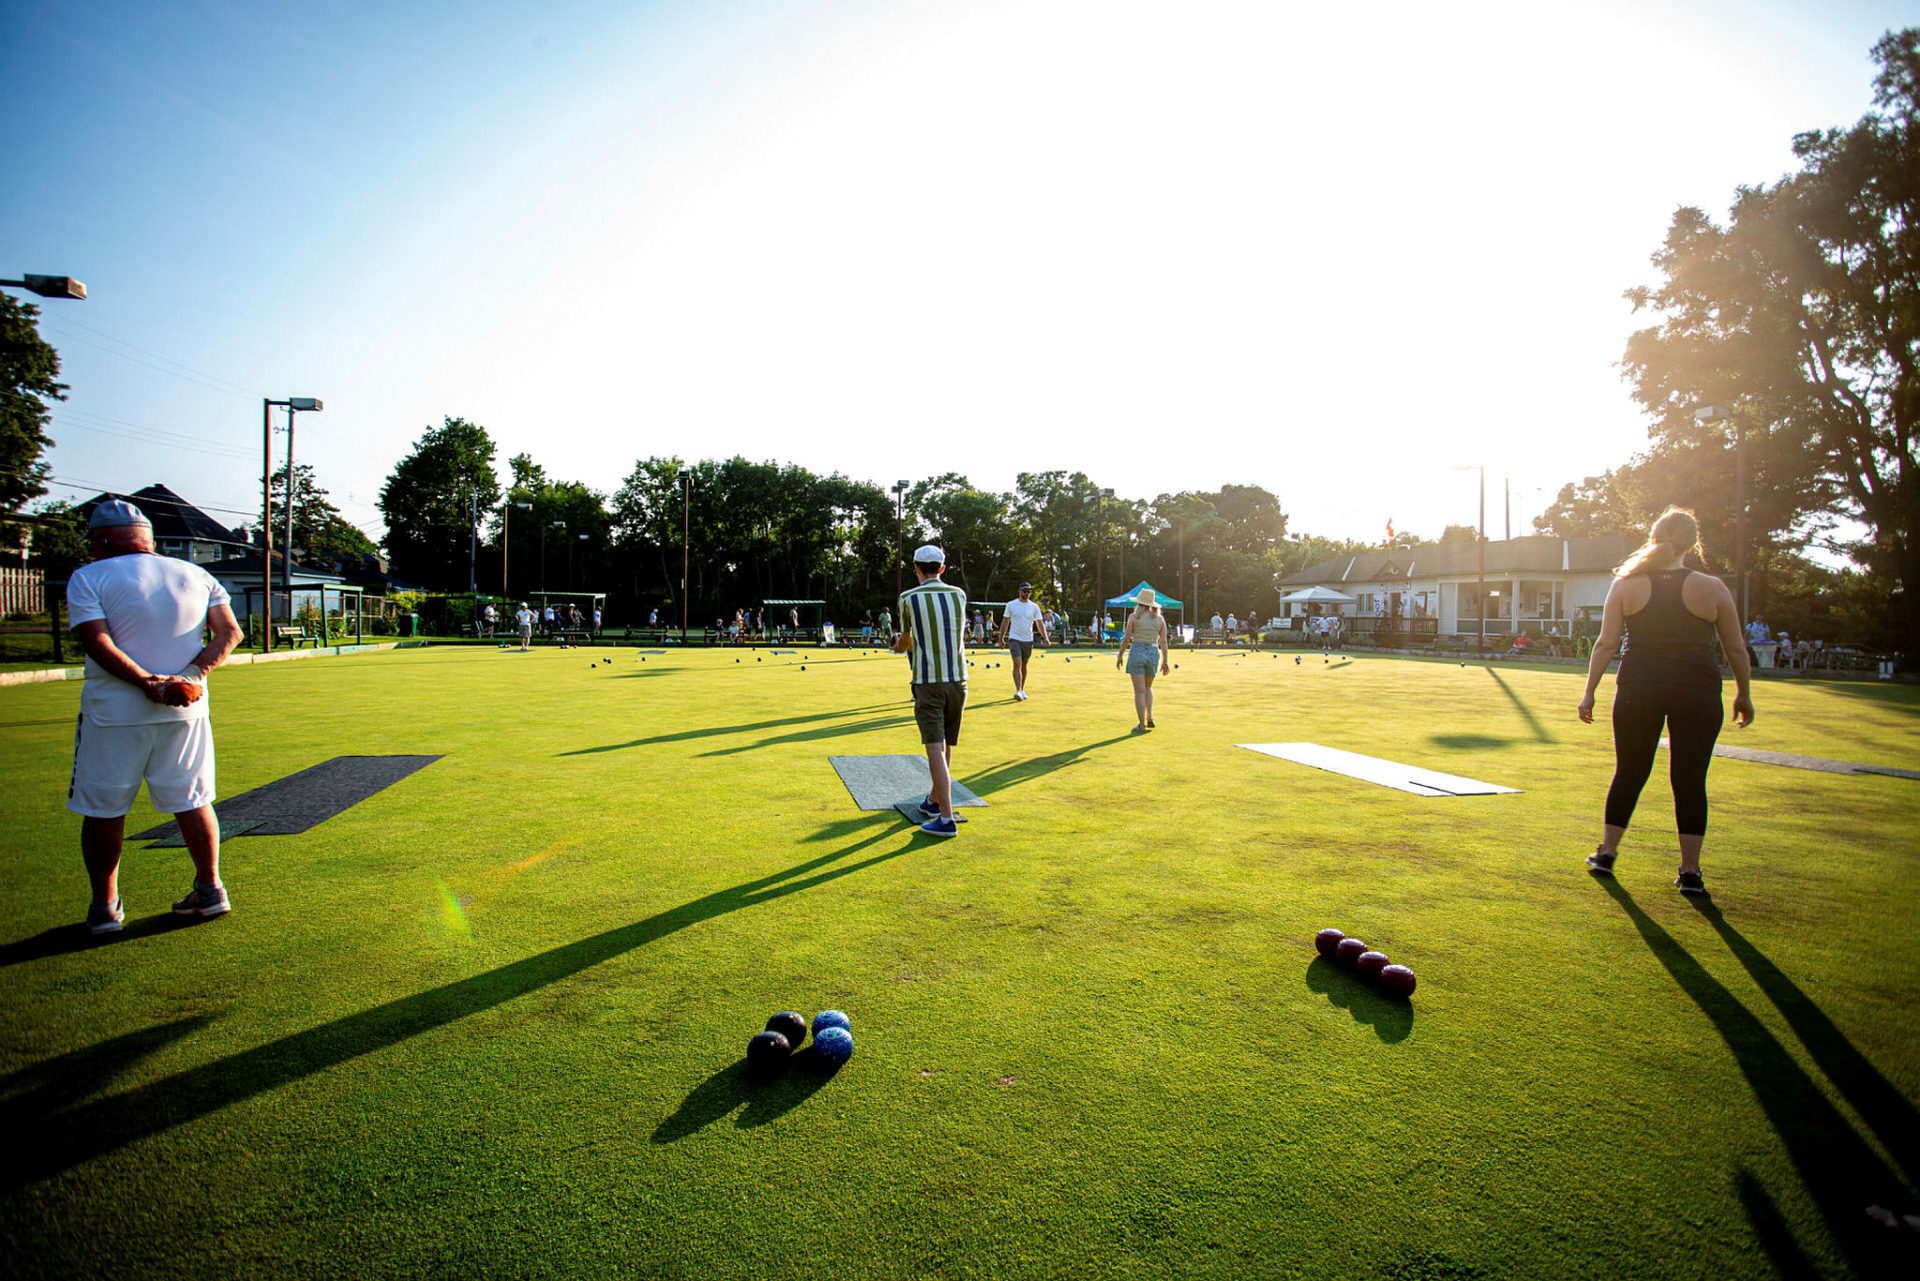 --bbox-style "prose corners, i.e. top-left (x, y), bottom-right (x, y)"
top-left (1502, 632), bottom-right (1536, 658)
